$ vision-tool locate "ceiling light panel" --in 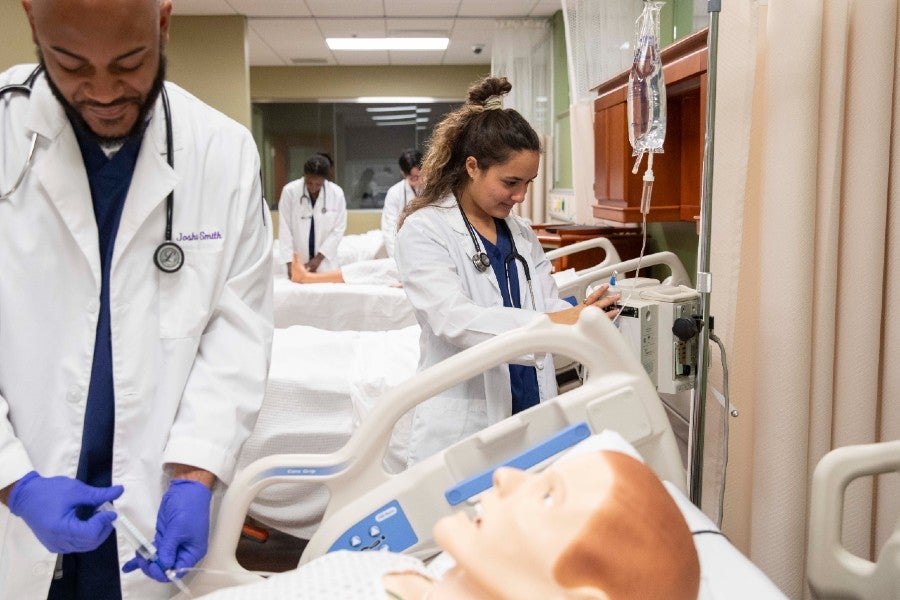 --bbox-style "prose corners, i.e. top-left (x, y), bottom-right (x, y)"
top-left (366, 106), bottom-right (418, 112)
top-left (370, 114), bottom-right (418, 120)
top-left (327, 38), bottom-right (449, 51)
